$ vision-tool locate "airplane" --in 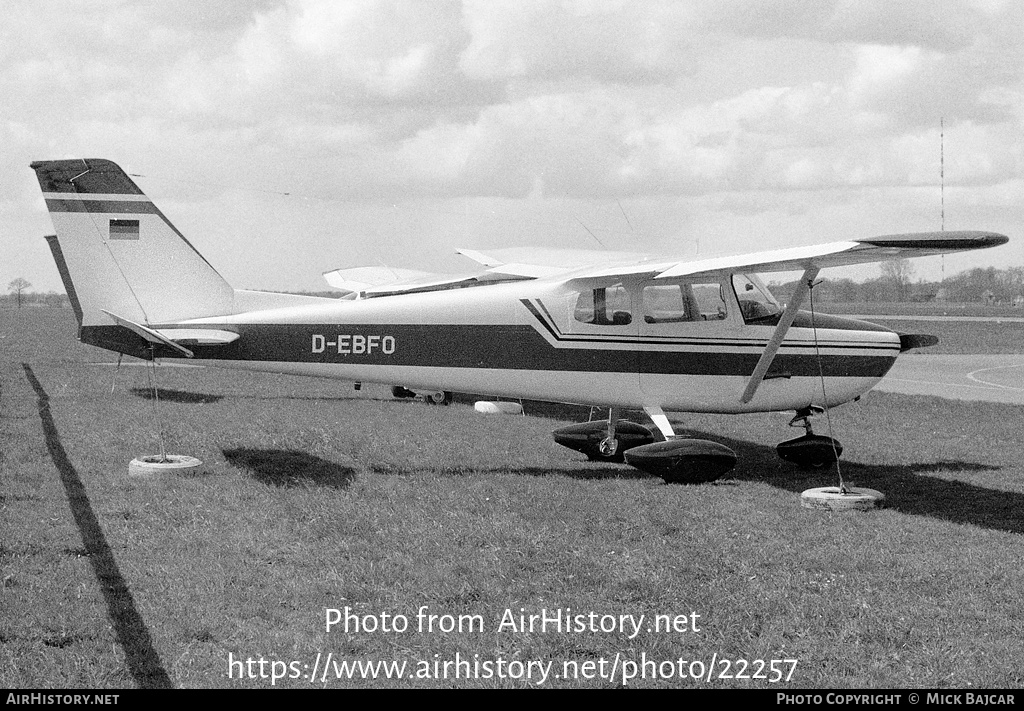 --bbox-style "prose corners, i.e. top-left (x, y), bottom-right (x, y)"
top-left (30, 158), bottom-right (1009, 483)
